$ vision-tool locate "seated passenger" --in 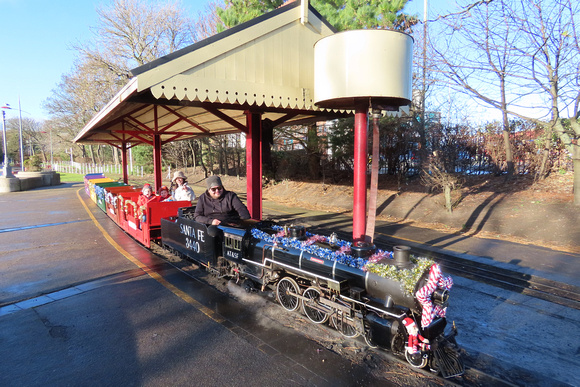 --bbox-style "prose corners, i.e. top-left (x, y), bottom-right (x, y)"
top-left (194, 176), bottom-right (251, 226)
top-left (171, 171), bottom-right (196, 203)
top-left (137, 184), bottom-right (157, 206)
top-left (157, 185), bottom-right (174, 202)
